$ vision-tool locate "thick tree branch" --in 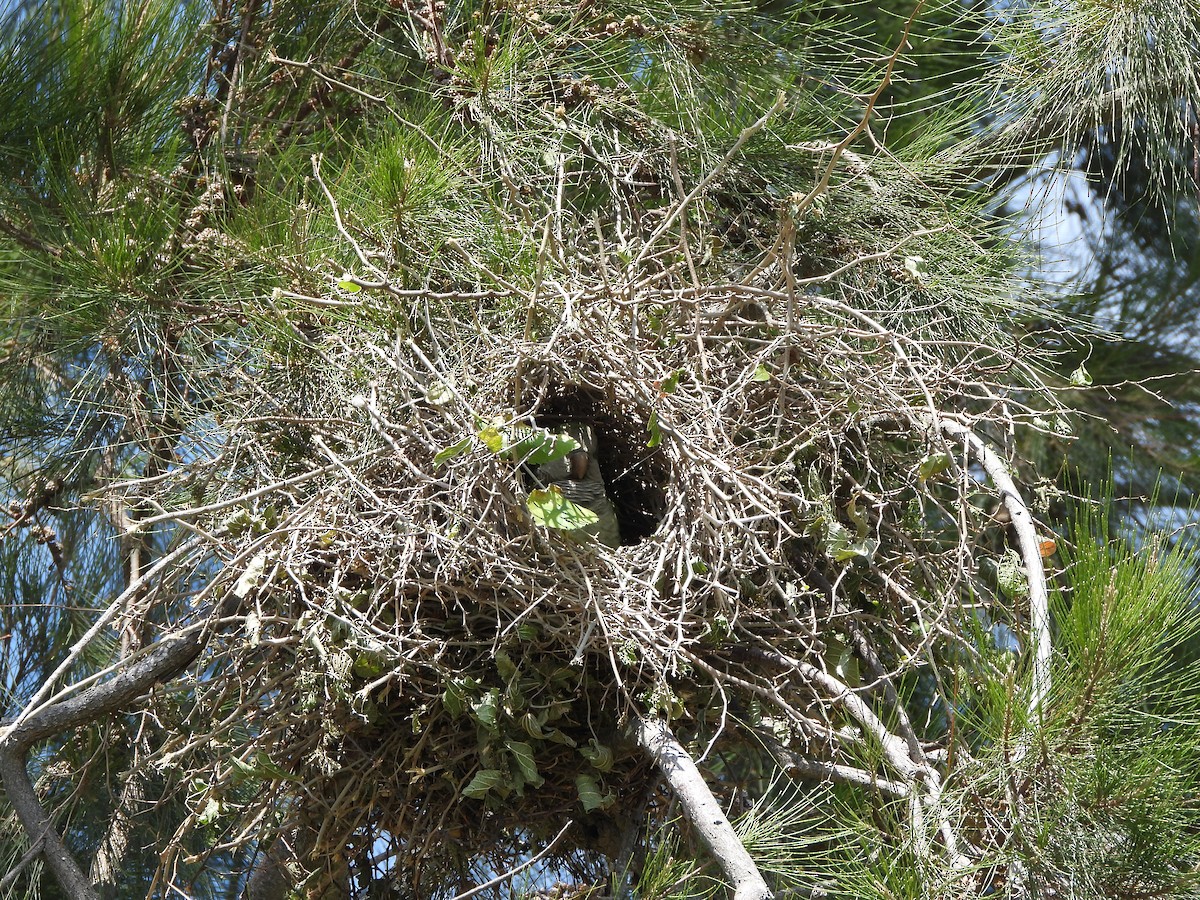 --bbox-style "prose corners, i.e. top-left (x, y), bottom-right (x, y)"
top-left (2, 628), bottom-right (208, 750)
top-left (0, 607), bottom-right (225, 900)
top-left (0, 749), bottom-right (100, 900)
top-left (633, 715), bottom-right (772, 900)
top-left (937, 418), bottom-right (1051, 719)
top-left (89, 727), bottom-right (150, 889)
